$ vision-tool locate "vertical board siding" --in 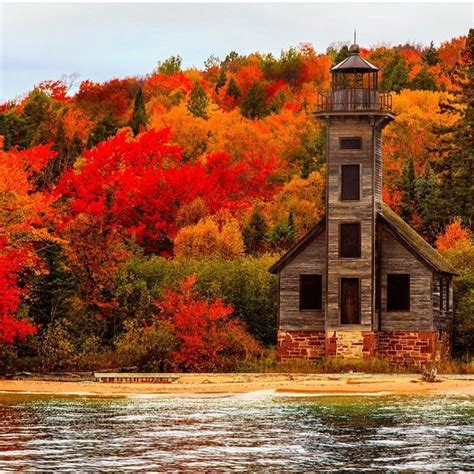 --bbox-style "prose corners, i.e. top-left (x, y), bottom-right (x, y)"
top-left (380, 224), bottom-right (433, 330)
top-left (279, 231), bottom-right (326, 330)
top-left (326, 116), bottom-right (376, 331)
